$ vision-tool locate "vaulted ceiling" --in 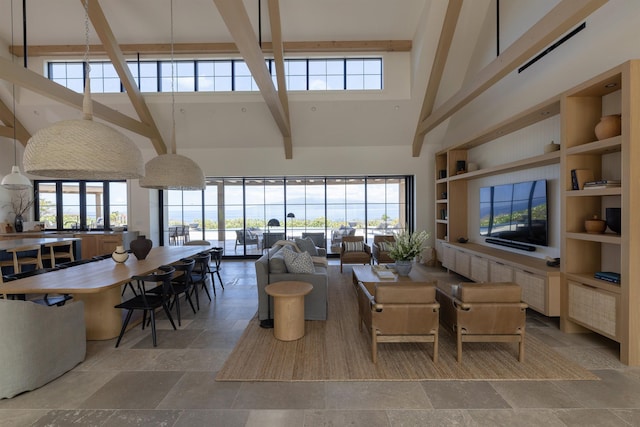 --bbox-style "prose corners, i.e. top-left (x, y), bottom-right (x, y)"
top-left (0, 0), bottom-right (607, 159)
